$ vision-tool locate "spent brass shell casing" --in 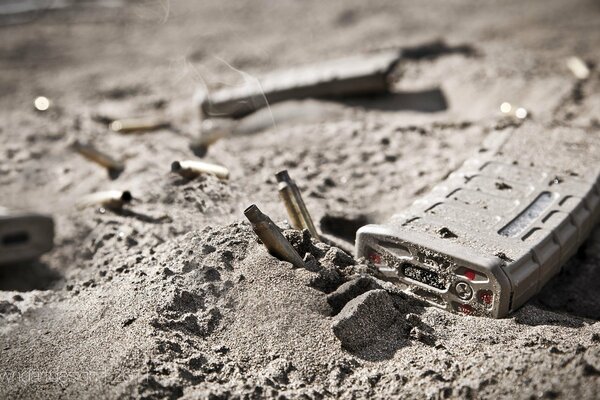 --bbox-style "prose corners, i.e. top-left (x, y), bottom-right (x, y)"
top-left (110, 117), bottom-right (169, 133)
top-left (171, 160), bottom-right (229, 180)
top-left (244, 204), bottom-right (304, 268)
top-left (72, 140), bottom-right (124, 177)
top-left (275, 170), bottom-right (319, 239)
top-left (78, 190), bottom-right (133, 211)
top-left (566, 56), bottom-right (590, 80)
top-left (499, 102), bottom-right (528, 120)
top-left (278, 183), bottom-right (304, 230)
top-left (34, 96), bottom-right (50, 112)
